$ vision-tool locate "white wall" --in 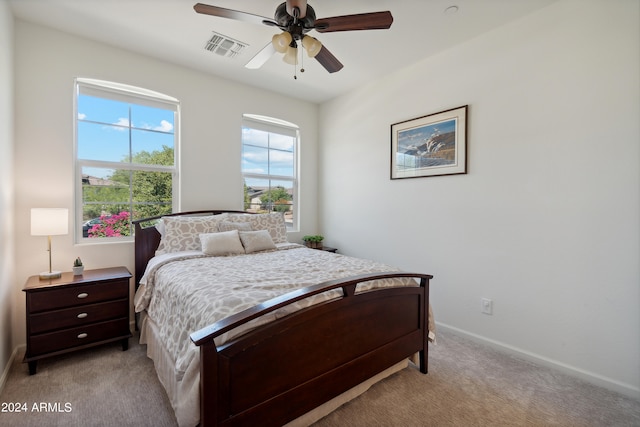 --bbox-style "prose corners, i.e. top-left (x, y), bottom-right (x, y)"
top-left (12, 21), bottom-right (318, 348)
top-left (0, 0), bottom-right (16, 389)
top-left (319, 0), bottom-right (639, 398)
